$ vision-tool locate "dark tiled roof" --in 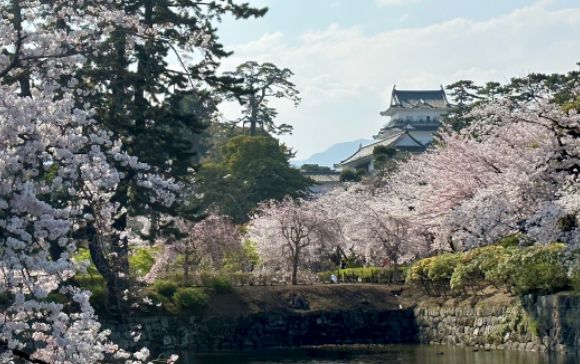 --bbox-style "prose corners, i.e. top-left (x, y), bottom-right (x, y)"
top-left (380, 123), bottom-right (440, 133)
top-left (336, 131), bottom-right (428, 168)
top-left (391, 89), bottom-right (449, 109)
